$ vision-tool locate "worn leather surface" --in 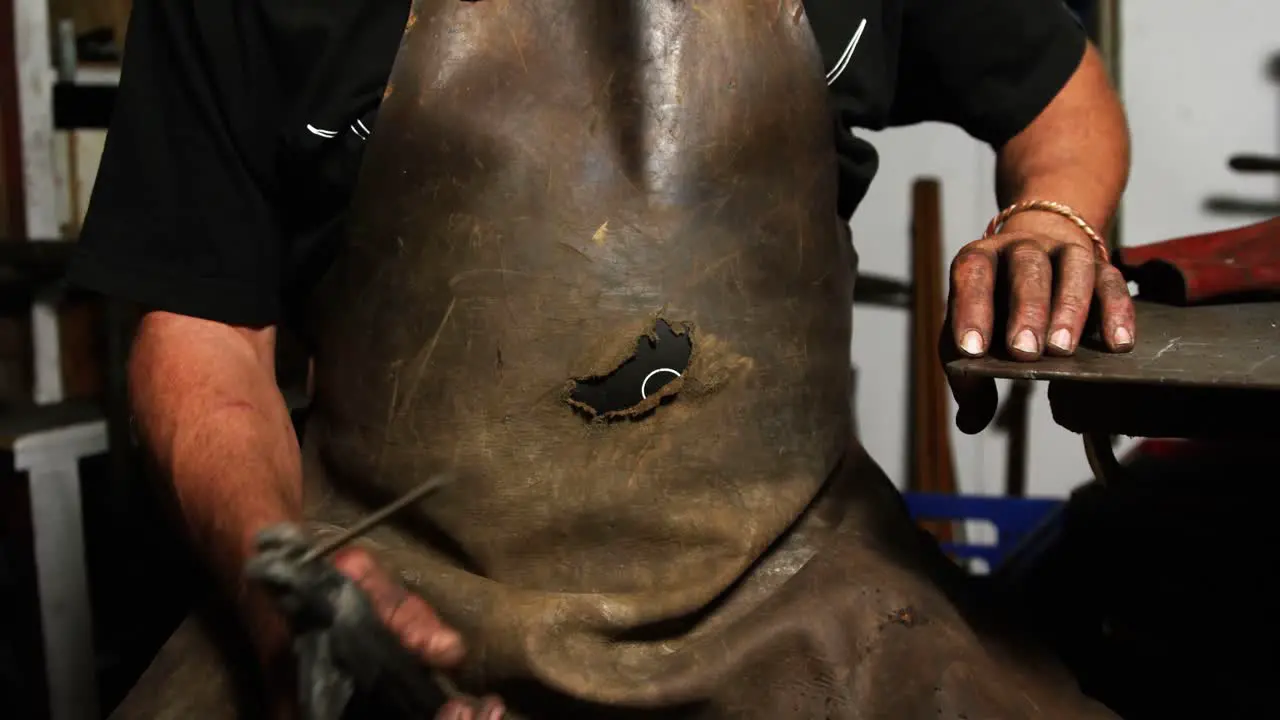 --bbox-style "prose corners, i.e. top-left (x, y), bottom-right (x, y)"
top-left (111, 2), bottom-right (1116, 718)
top-left (306, 0), bottom-right (856, 708)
